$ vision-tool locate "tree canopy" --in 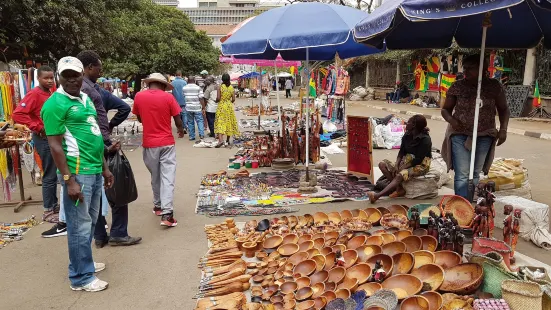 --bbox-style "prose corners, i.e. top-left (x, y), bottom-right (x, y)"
top-left (0, 0), bottom-right (219, 77)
